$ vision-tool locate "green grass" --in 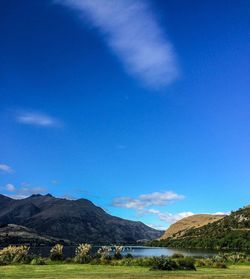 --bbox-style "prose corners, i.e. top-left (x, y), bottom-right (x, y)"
top-left (0, 264), bottom-right (250, 279)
